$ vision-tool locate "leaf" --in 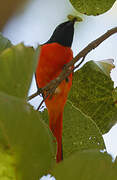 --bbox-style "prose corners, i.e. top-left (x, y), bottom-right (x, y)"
top-left (41, 101), bottom-right (105, 159)
top-left (0, 33), bottom-right (12, 53)
top-left (69, 0), bottom-right (116, 16)
top-left (63, 101), bottom-right (105, 158)
top-left (113, 87), bottom-right (117, 108)
top-left (0, 146), bottom-right (15, 180)
top-left (0, 43), bottom-right (39, 99)
top-left (0, 92), bottom-right (56, 180)
top-left (95, 59), bottom-right (115, 77)
top-left (53, 150), bottom-right (117, 180)
top-left (69, 60), bottom-right (117, 134)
